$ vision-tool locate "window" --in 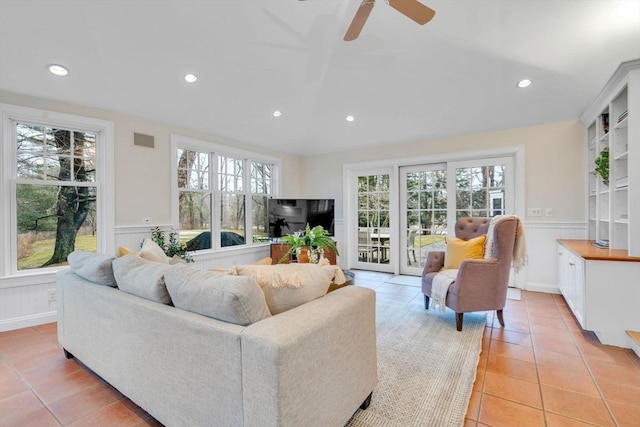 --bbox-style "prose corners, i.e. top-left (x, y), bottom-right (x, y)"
top-left (1, 104), bottom-right (114, 275)
top-left (172, 135), bottom-right (278, 251)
